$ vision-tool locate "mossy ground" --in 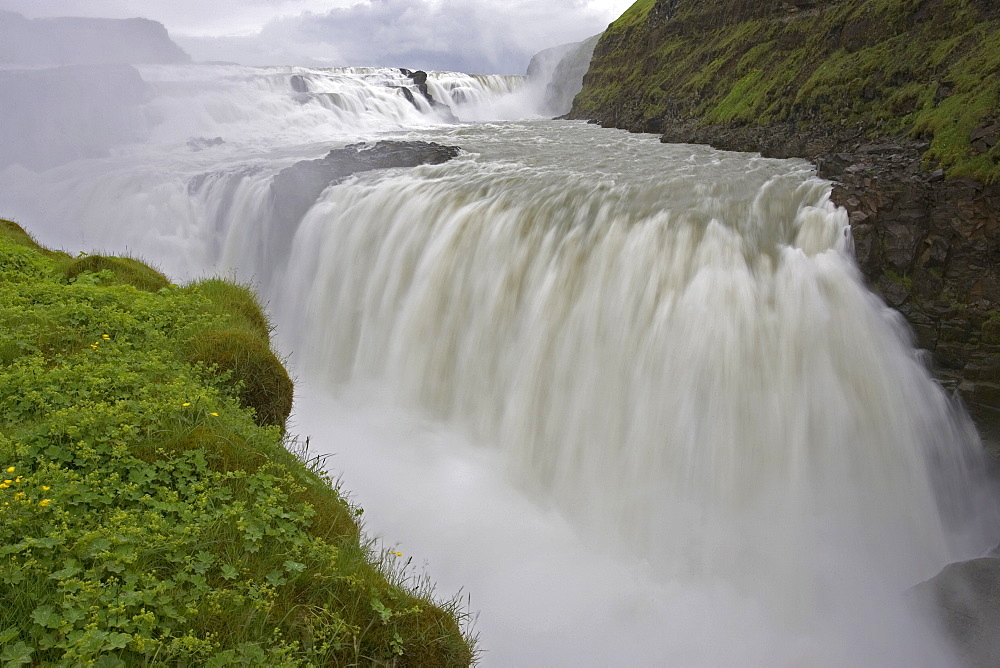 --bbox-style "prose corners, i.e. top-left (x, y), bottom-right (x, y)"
top-left (0, 220), bottom-right (475, 666)
top-left (576, 0), bottom-right (1000, 182)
